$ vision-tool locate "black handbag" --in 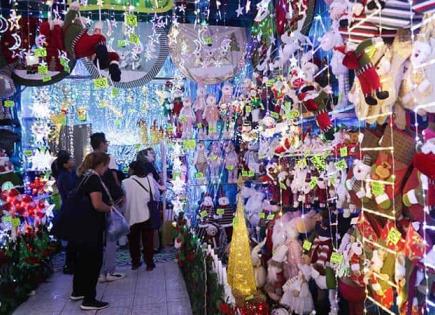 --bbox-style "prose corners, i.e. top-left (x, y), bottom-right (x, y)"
top-left (132, 177), bottom-right (161, 229)
top-left (51, 174), bottom-right (105, 245)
